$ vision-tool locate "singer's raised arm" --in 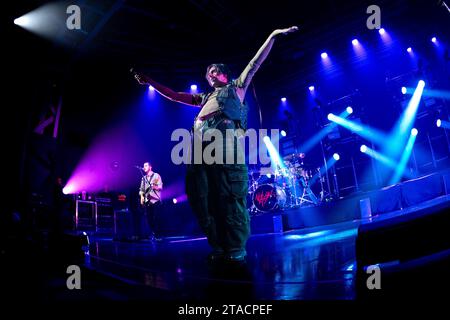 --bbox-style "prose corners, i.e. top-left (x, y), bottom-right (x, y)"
top-left (134, 73), bottom-right (201, 107)
top-left (234, 26), bottom-right (298, 100)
